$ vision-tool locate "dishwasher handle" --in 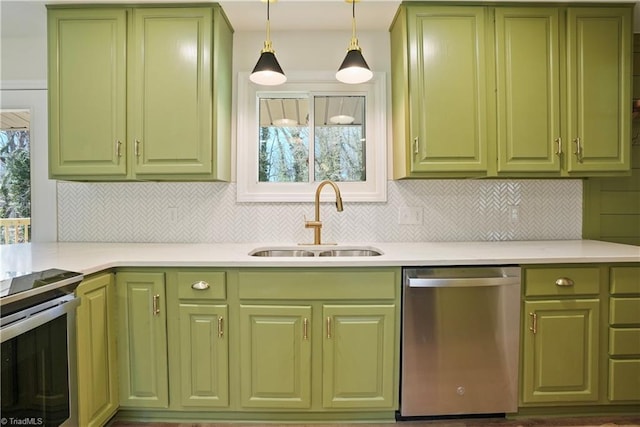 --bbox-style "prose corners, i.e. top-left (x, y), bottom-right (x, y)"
top-left (407, 275), bottom-right (520, 288)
